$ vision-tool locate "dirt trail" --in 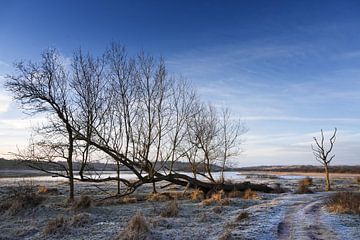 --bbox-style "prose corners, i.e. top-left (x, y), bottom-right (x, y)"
top-left (277, 194), bottom-right (338, 240)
